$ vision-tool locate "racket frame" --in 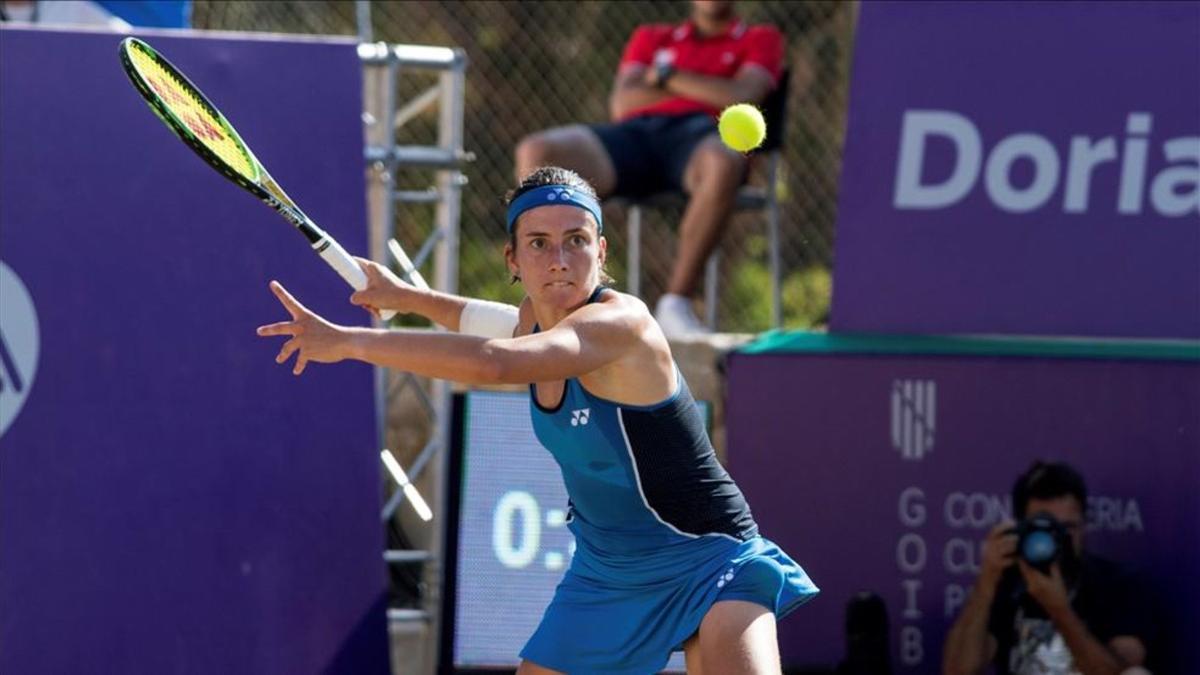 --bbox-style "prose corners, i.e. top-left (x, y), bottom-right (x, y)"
top-left (118, 37), bottom-right (392, 318)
